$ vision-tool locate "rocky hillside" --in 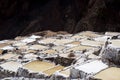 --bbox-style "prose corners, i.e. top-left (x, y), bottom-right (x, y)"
top-left (0, 0), bottom-right (120, 40)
